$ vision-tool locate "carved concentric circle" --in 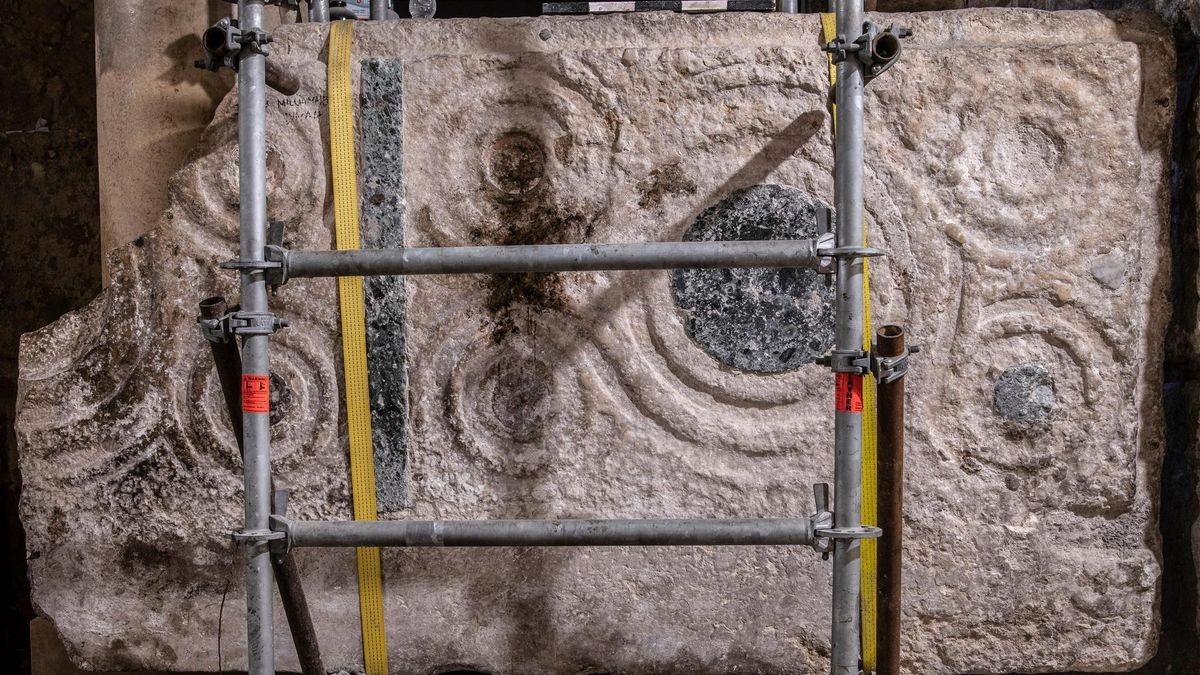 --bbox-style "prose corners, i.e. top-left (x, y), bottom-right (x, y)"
top-left (183, 334), bottom-right (337, 474)
top-left (484, 357), bottom-right (555, 443)
top-left (445, 332), bottom-right (578, 470)
top-left (403, 57), bottom-right (619, 249)
top-left (484, 131), bottom-right (547, 200)
top-left (989, 123), bottom-right (1063, 193)
top-left (406, 290), bottom-right (602, 479)
top-left (929, 301), bottom-right (1131, 516)
top-left (167, 98), bottom-right (328, 258)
